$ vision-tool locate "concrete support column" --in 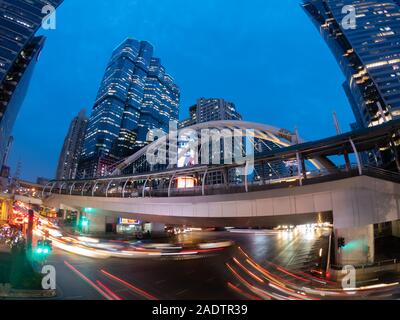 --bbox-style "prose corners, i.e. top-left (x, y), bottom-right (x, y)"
top-left (76, 210), bottom-right (81, 228)
top-left (334, 224), bottom-right (375, 266)
top-left (392, 220), bottom-right (400, 238)
top-left (58, 209), bottom-right (67, 220)
top-left (301, 157), bottom-right (307, 180)
top-left (149, 222), bottom-right (166, 238)
top-left (343, 149), bottom-right (351, 172)
top-left (261, 161), bottom-right (266, 185)
top-left (389, 136), bottom-right (400, 173)
top-left (86, 213), bottom-right (106, 234)
top-left (222, 168), bottom-right (229, 190)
